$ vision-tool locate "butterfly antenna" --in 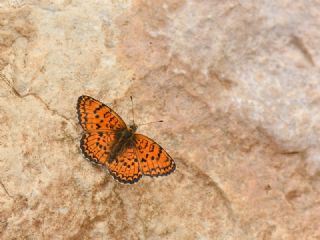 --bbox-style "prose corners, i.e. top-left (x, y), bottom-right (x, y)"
top-left (130, 96), bottom-right (135, 124)
top-left (138, 120), bottom-right (164, 126)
